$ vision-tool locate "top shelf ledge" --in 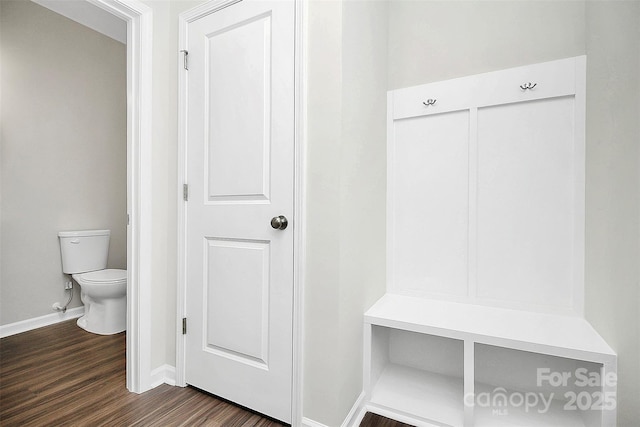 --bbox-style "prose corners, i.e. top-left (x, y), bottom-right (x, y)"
top-left (365, 293), bottom-right (615, 363)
